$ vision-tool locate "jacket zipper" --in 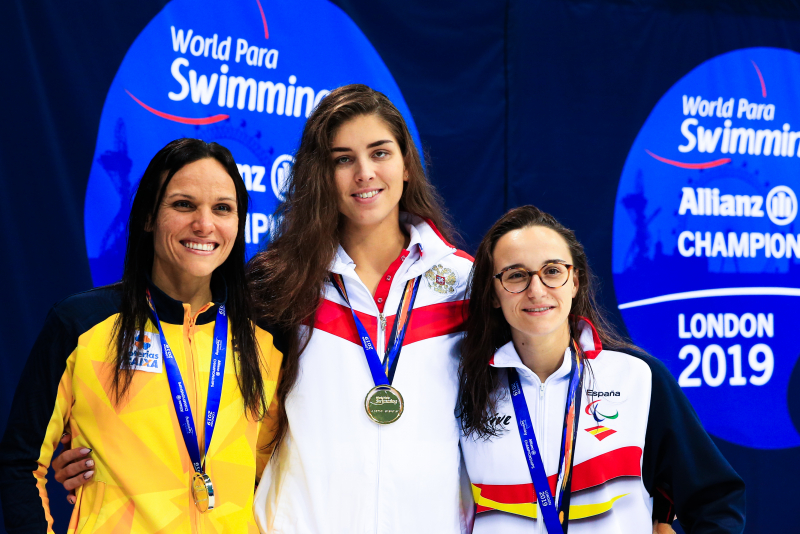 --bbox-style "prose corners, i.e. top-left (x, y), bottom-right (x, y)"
top-left (185, 317), bottom-right (202, 534)
top-left (347, 271), bottom-right (394, 534)
top-left (537, 380), bottom-right (546, 534)
top-left (376, 290), bottom-right (387, 534)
